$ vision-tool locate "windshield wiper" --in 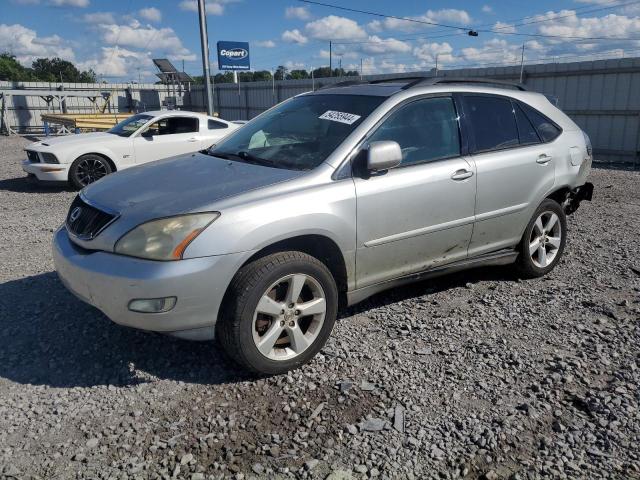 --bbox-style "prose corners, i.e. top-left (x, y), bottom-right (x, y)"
top-left (208, 150), bottom-right (277, 167)
top-left (237, 151), bottom-right (277, 167)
